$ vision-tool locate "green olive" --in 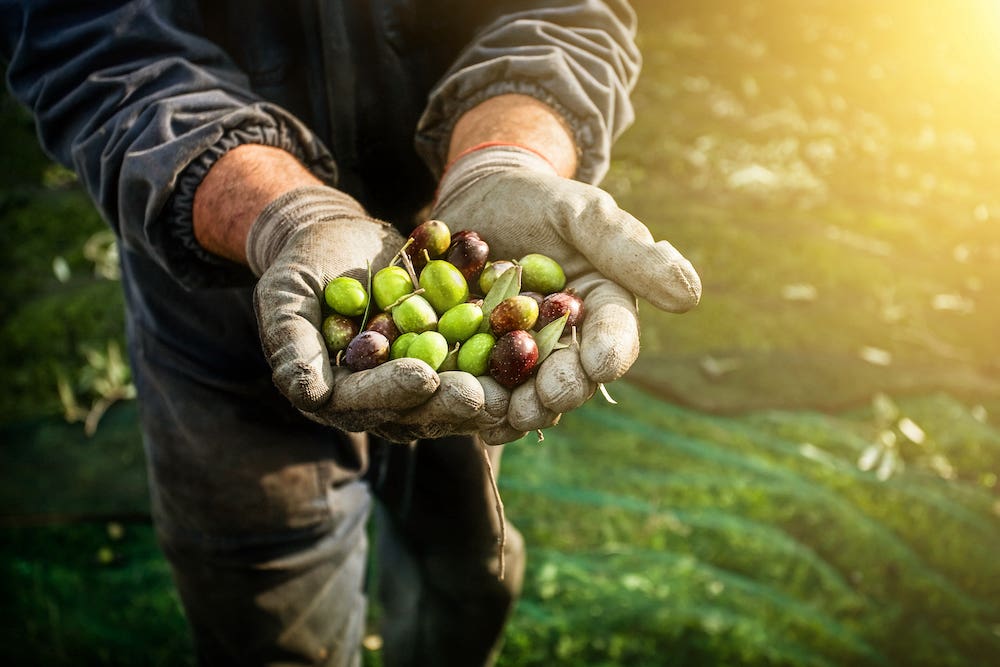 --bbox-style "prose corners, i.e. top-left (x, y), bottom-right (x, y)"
top-left (391, 294), bottom-right (438, 333)
top-left (419, 260), bottom-right (470, 314)
top-left (457, 332), bottom-right (496, 376)
top-left (390, 332), bottom-right (419, 360)
top-left (519, 253), bottom-right (566, 294)
top-left (479, 260), bottom-right (516, 295)
top-left (324, 276), bottom-right (369, 317)
top-left (405, 331), bottom-right (449, 371)
top-left (438, 302), bottom-right (484, 344)
top-left (372, 266), bottom-right (414, 311)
